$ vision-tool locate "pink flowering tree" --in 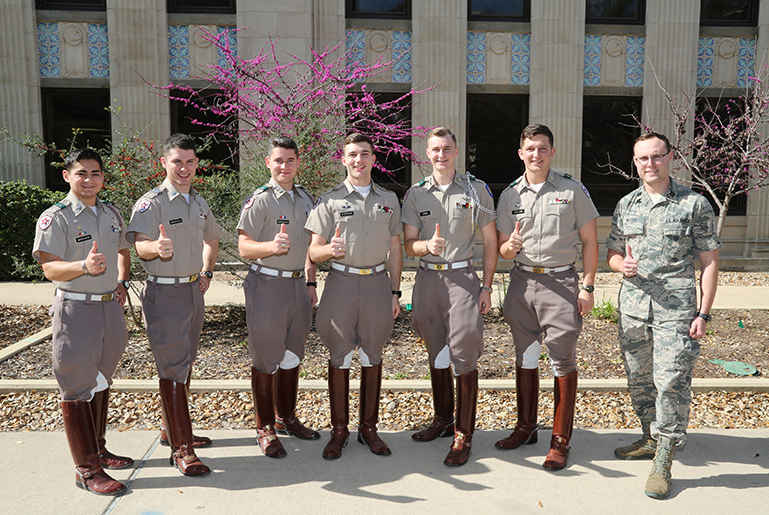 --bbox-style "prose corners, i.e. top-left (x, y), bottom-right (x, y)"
top-left (162, 31), bottom-right (435, 196)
